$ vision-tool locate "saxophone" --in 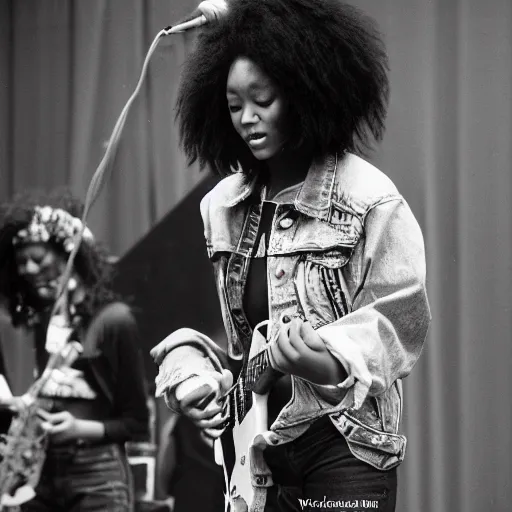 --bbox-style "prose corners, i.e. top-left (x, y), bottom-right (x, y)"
top-left (0, 340), bottom-right (83, 509)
